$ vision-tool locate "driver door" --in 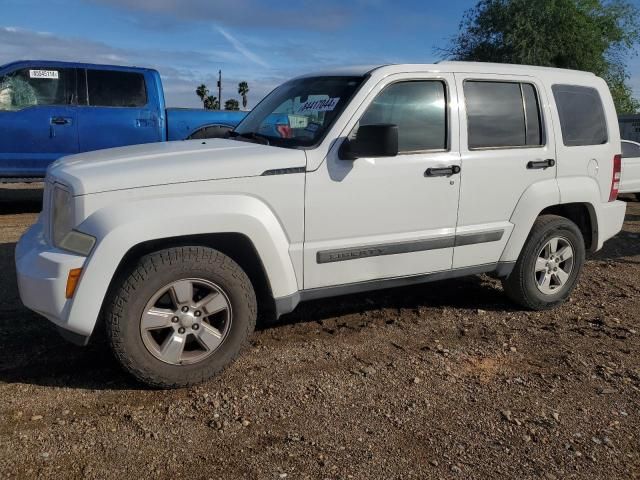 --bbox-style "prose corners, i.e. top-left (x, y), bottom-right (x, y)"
top-left (0, 65), bottom-right (78, 177)
top-left (303, 73), bottom-right (462, 290)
